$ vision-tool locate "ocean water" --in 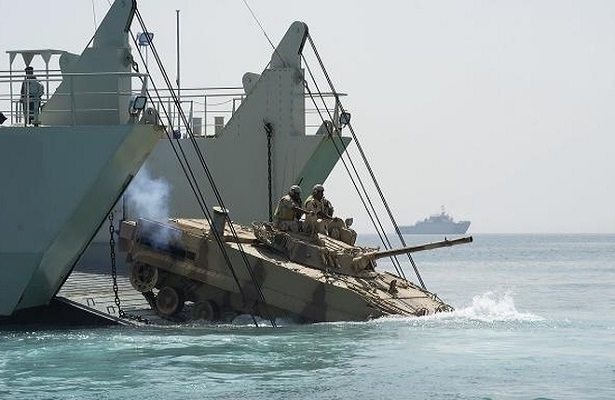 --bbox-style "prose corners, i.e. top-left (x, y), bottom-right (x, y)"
top-left (1, 234), bottom-right (613, 400)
